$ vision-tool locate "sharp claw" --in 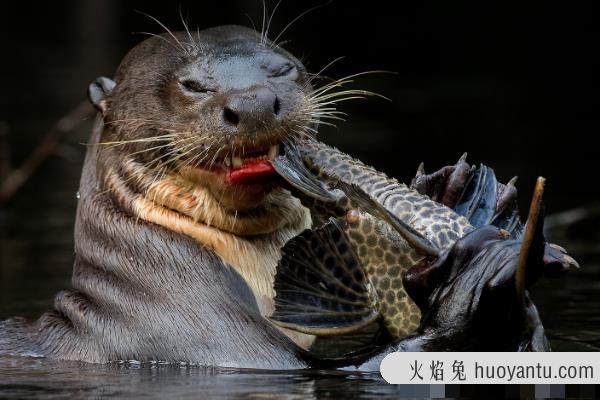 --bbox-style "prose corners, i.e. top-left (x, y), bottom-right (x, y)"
top-left (563, 254), bottom-right (580, 269)
top-left (416, 162), bottom-right (425, 176)
top-left (507, 176), bottom-right (518, 187)
top-left (458, 152), bottom-right (468, 163)
top-left (549, 243), bottom-right (567, 254)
